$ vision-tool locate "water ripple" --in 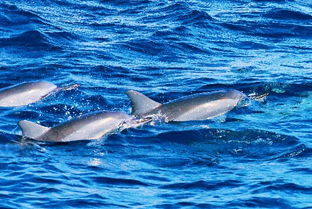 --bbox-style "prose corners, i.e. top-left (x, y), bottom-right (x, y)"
top-left (0, 0), bottom-right (311, 208)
